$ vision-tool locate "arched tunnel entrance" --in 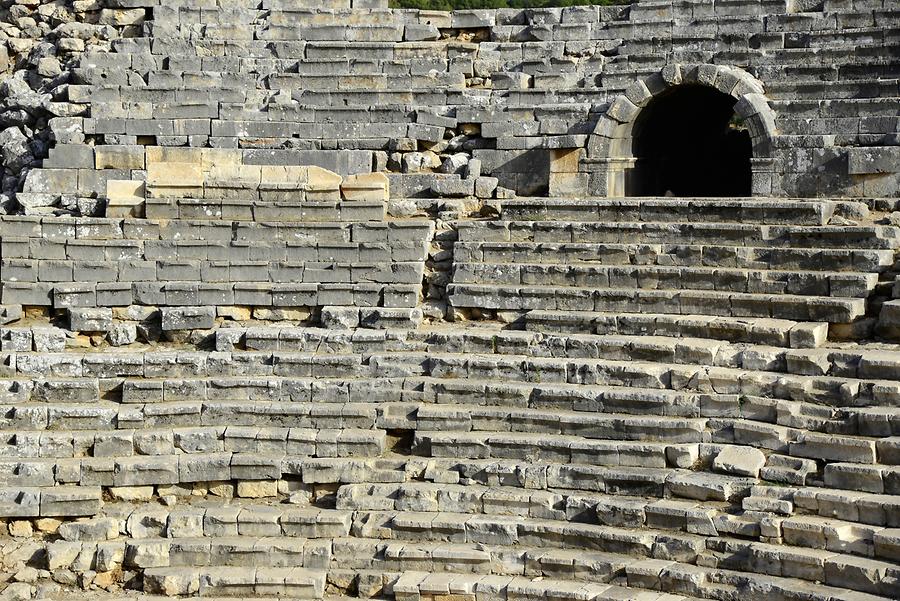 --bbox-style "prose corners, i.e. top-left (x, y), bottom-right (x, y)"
top-left (628, 85), bottom-right (753, 197)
